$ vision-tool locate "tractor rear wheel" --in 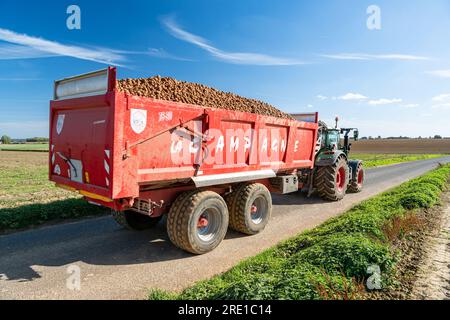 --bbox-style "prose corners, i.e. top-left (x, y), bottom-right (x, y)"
top-left (315, 156), bottom-right (349, 201)
top-left (348, 162), bottom-right (365, 193)
top-left (225, 183), bottom-right (272, 235)
top-left (167, 190), bottom-right (229, 254)
top-left (112, 210), bottom-right (162, 231)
